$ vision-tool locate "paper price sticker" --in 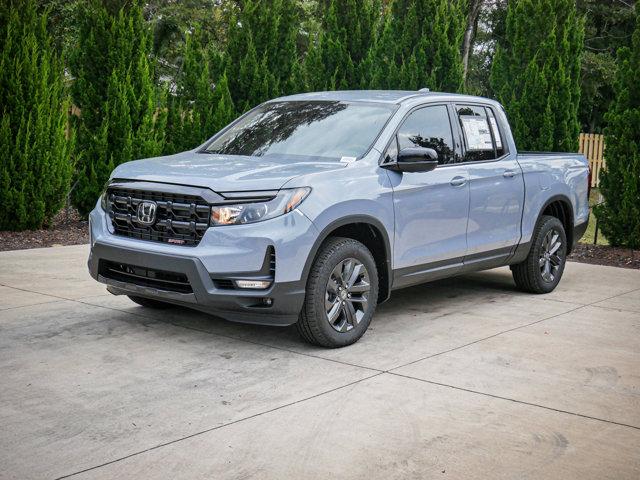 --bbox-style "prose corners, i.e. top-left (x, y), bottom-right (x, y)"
top-left (460, 116), bottom-right (493, 151)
